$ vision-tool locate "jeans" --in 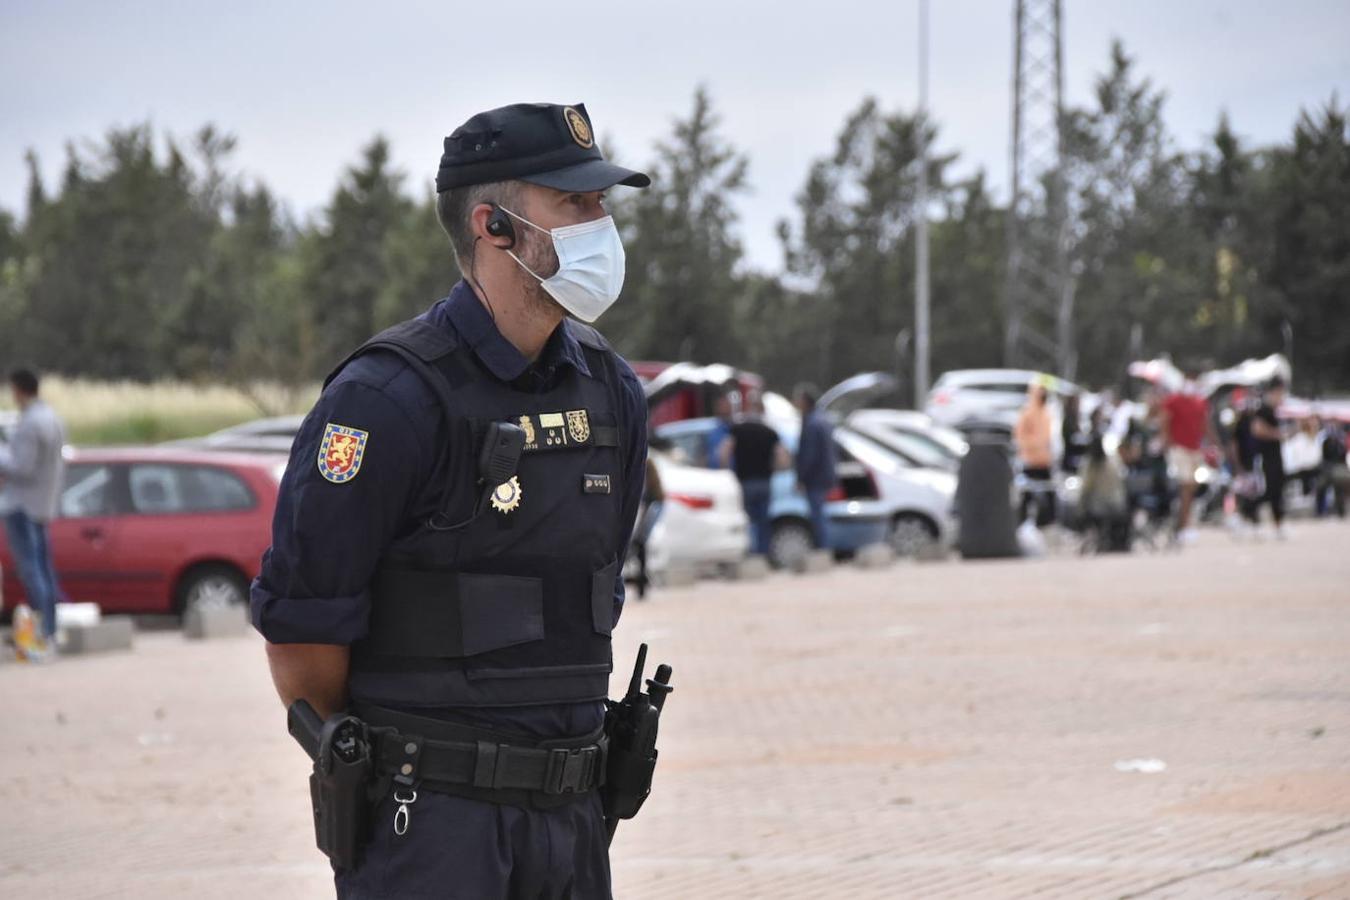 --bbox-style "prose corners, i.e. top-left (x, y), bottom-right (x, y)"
top-left (804, 487), bottom-right (831, 549)
top-left (5, 509), bottom-right (61, 638)
top-left (740, 478), bottom-right (773, 557)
